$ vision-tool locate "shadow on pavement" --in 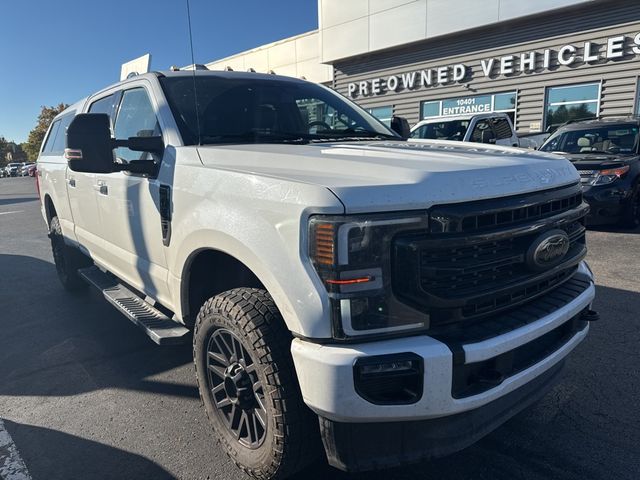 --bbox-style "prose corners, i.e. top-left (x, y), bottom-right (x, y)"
top-left (4, 420), bottom-right (176, 480)
top-left (1, 251), bottom-right (638, 479)
top-left (0, 197), bottom-right (38, 206)
top-left (0, 254), bottom-right (197, 399)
